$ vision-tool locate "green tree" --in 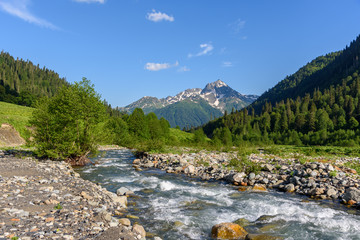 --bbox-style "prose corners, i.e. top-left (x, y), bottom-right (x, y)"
top-left (30, 78), bottom-right (107, 165)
